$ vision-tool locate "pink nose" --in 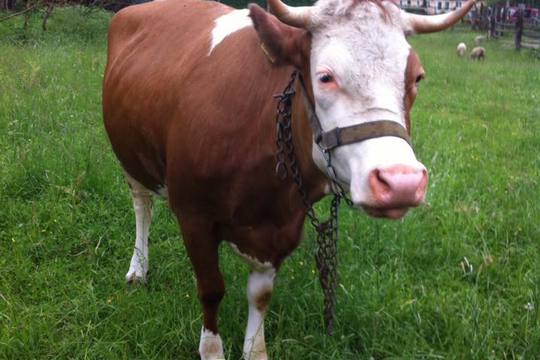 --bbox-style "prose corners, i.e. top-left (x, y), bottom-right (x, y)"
top-left (368, 165), bottom-right (428, 208)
